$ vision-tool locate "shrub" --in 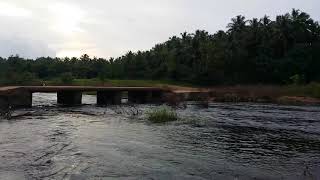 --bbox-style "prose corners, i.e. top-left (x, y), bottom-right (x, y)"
top-left (147, 106), bottom-right (178, 123)
top-left (289, 74), bottom-right (305, 85)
